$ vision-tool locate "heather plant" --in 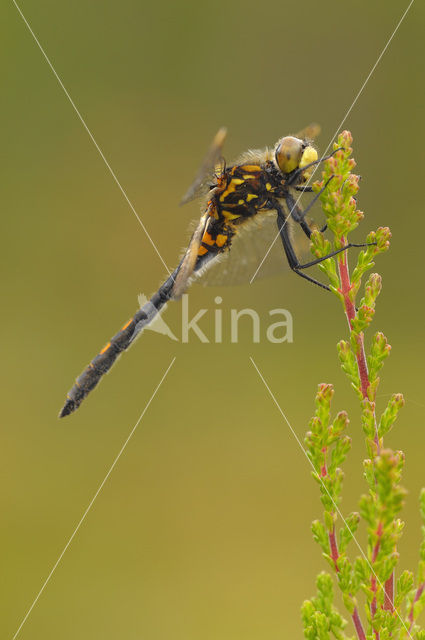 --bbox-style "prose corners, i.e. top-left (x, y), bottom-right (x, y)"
top-left (301, 132), bottom-right (425, 640)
